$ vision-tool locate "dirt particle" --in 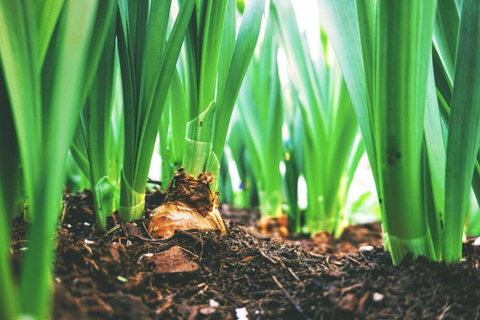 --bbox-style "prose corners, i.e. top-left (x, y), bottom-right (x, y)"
top-left (153, 246), bottom-right (199, 274)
